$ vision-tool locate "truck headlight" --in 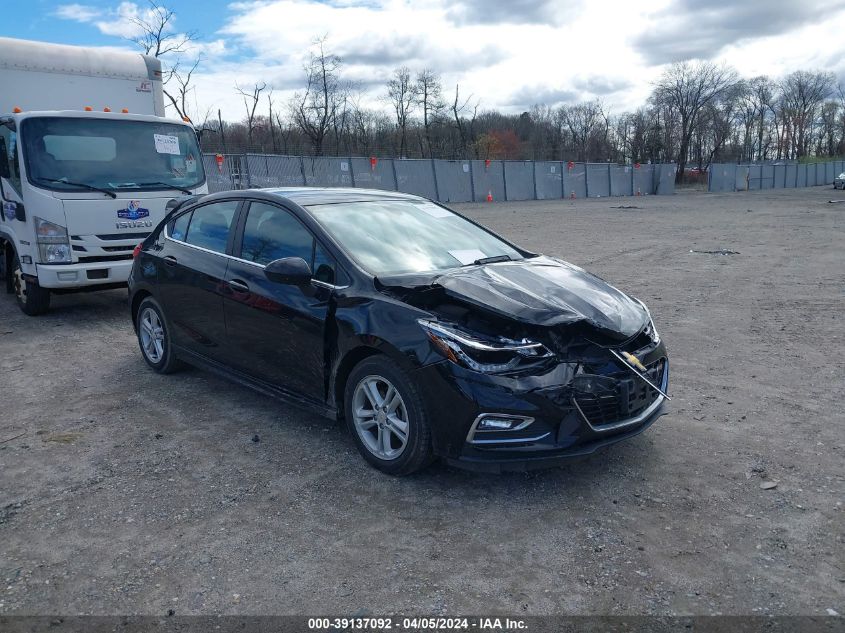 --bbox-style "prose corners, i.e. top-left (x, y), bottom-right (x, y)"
top-left (35, 217), bottom-right (71, 263)
top-left (418, 319), bottom-right (552, 374)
